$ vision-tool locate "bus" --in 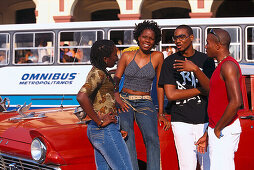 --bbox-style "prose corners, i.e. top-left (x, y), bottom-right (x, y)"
top-left (0, 17), bottom-right (254, 110)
